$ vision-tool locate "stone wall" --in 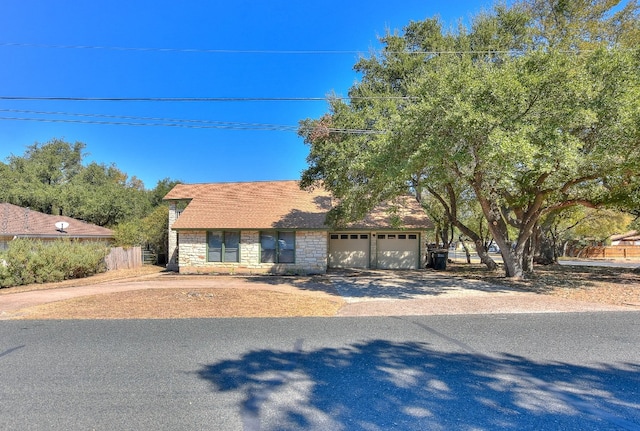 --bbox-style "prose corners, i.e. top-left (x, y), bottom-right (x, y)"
top-left (166, 202), bottom-right (180, 271)
top-left (176, 230), bottom-right (328, 275)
